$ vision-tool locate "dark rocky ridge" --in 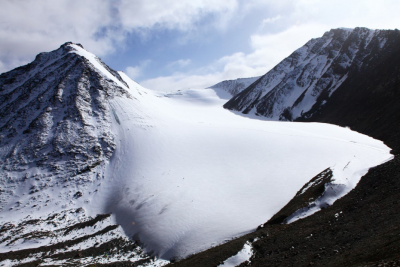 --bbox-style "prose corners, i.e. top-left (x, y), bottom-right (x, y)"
top-left (266, 168), bottom-right (333, 225)
top-left (298, 29), bottom-right (400, 154)
top-left (224, 28), bottom-right (399, 122)
top-left (169, 28), bottom-right (400, 266)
